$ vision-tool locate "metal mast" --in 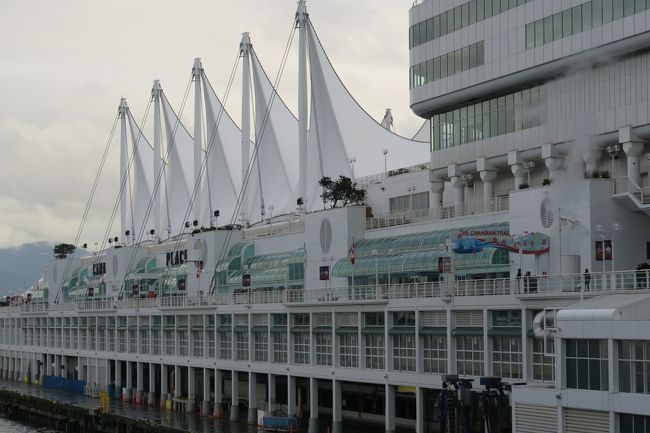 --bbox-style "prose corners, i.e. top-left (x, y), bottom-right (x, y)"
top-left (296, 0), bottom-right (309, 207)
top-left (151, 80), bottom-right (162, 241)
top-left (240, 32), bottom-right (252, 225)
top-left (192, 58), bottom-right (203, 224)
top-left (118, 97), bottom-right (128, 241)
